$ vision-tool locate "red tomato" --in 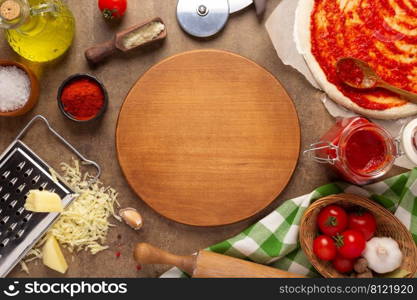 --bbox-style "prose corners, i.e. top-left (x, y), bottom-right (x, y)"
top-left (348, 211), bottom-right (376, 240)
top-left (317, 205), bottom-right (348, 236)
top-left (98, 0), bottom-right (127, 19)
top-left (313, 235), bottom-right (337, 261)
top-left (335, 230), bottom-right (366, 259)
top-left (332, 255), bottom-right (354, 273)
